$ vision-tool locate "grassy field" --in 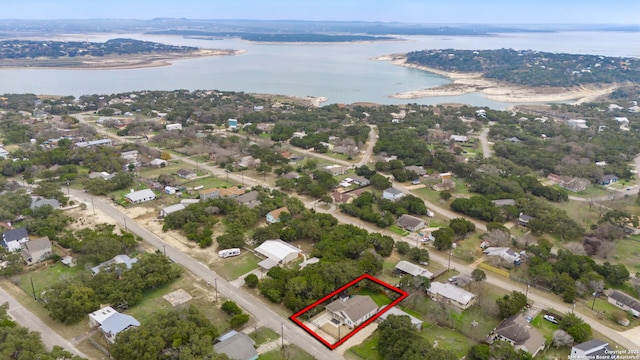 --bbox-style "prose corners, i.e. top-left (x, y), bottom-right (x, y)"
top-left (138, 161), bottom-right (186, 178)
top-left (612, 237), bottom-right (640, 274)
top-left (17, 262), bottom-right (85, 297)
top-left (388, 224), bottom-right (410, 236)
top-left (453, 232), bottom-right (483, 263)
top-left (209, 252), bottom-right (261, 281)
top-left (421, 322), bottom-right (477, 358)
top-left (357, 288), bottom-right (393, 307)
top-left (179, 176), bottom-right (231, 190)
top-left (258, 344), bottom-right (315, 360)
top-left (346, 333), bottom-right (382, 360)
top-left (249, 327), bottom-right (280, 346)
